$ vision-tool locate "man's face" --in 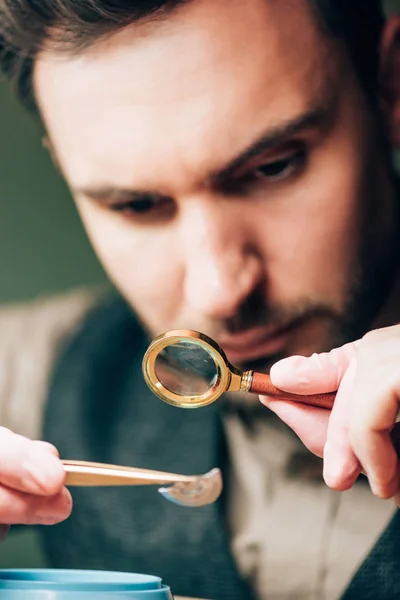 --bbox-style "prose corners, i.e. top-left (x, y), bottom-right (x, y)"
top-left (34, 0), bottom-right (398, 371)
